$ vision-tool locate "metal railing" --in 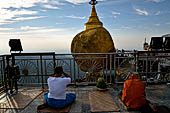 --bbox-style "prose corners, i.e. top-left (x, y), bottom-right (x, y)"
top-left (0, 55), bottom-right (5, 95)
top-left (137, 51), bottom-right (170, 82)
top-left (0, 51), bottom-right (170, 93)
